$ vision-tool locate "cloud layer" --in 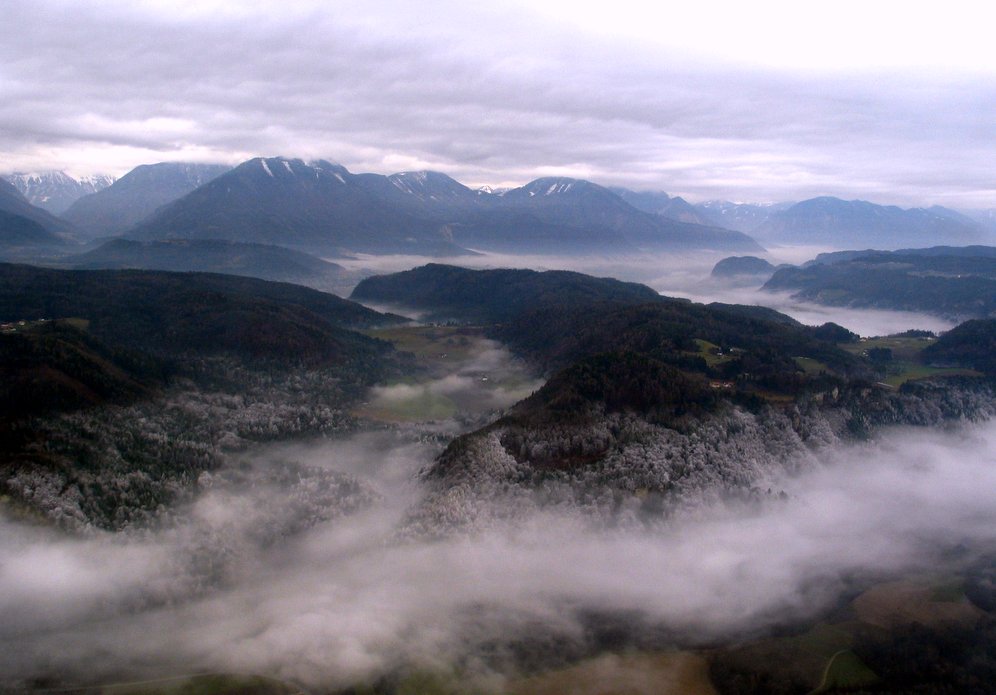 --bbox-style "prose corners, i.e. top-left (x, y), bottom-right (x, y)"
top-left (2, 418), bottom-right (996, 689)
top-left (2, 1), bottom-right (994, 207)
